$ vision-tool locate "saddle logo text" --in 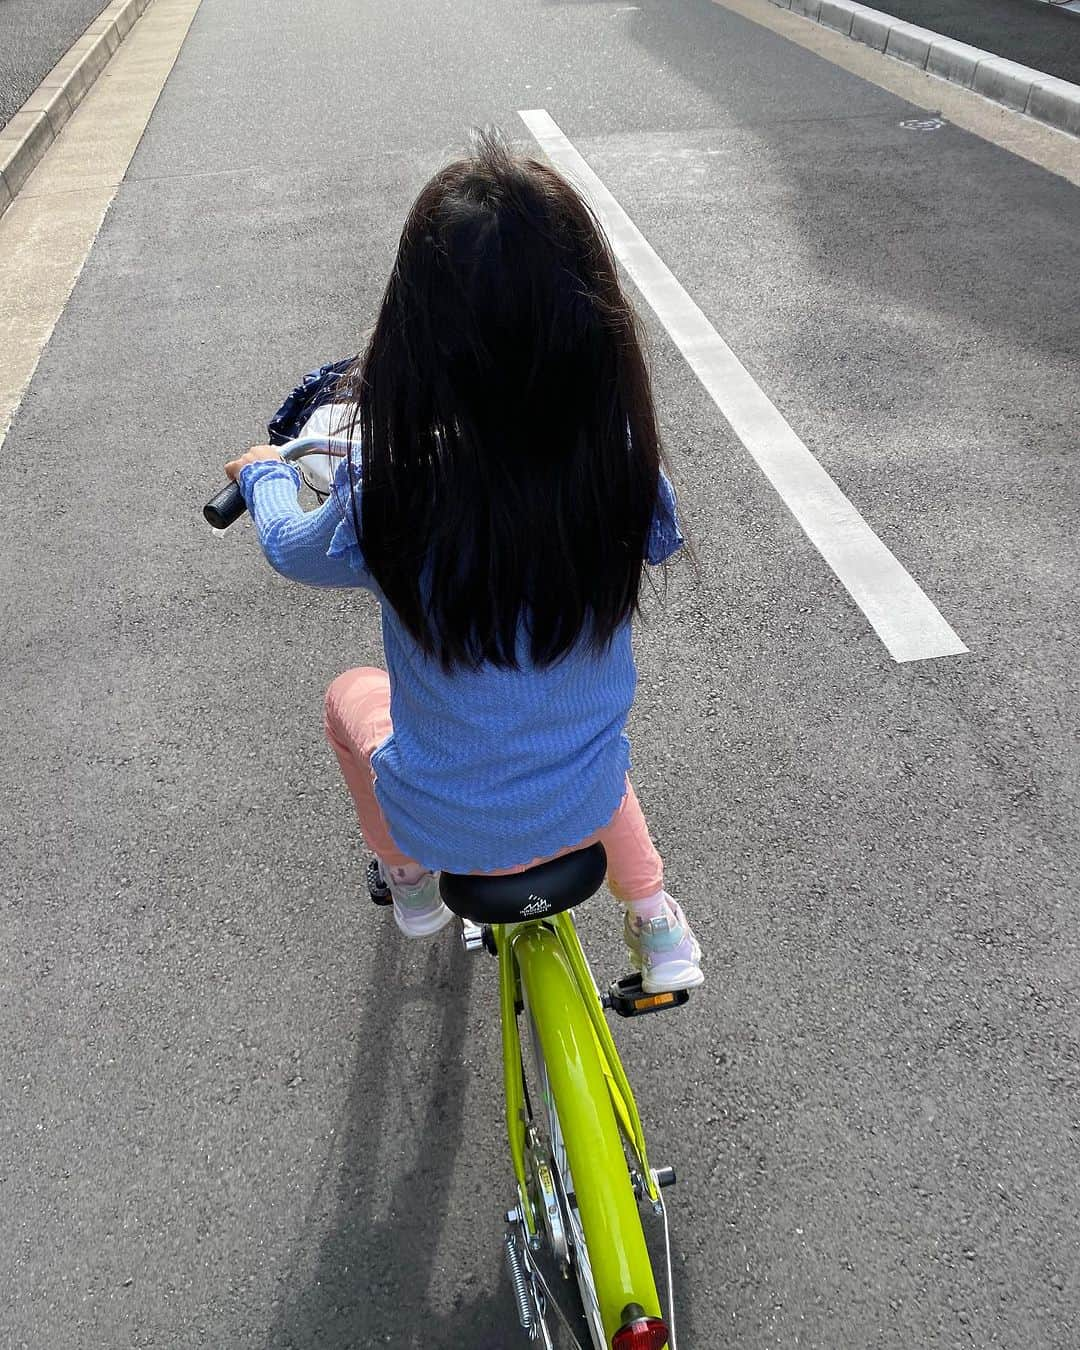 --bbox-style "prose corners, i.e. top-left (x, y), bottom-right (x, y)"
top-left (520, 894), bottom-right (551, 917)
